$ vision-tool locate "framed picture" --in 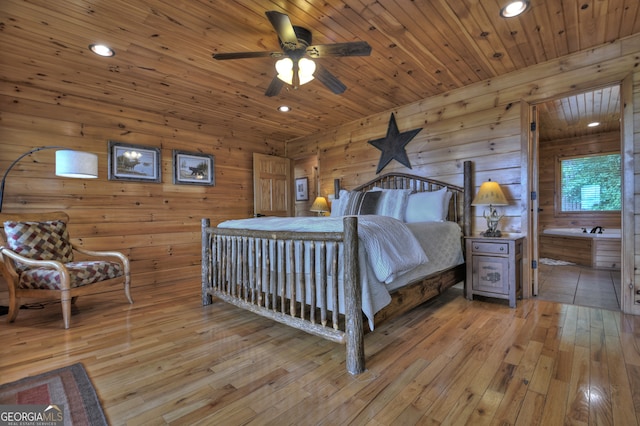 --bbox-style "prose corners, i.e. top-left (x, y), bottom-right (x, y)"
top-left (295, 177), bottom-right (309, 201)
top-left (173, 150), bottom-right (215, 186)
top-left (108, 141), bottom-right (161, 182)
